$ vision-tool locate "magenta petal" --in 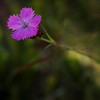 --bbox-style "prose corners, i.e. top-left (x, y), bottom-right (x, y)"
top-left (29, 15), bottom-right (41, 27)
top-left (11, 27), bottom-right (37, 41)
top-left (27, 26), bottom-right (38, 36)
top-left (11, 28), bottom-right (23, 41)
top-left (20, 8), bottom-right (34, 21)
top-left (7, 14), bottom-right (22, 30)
